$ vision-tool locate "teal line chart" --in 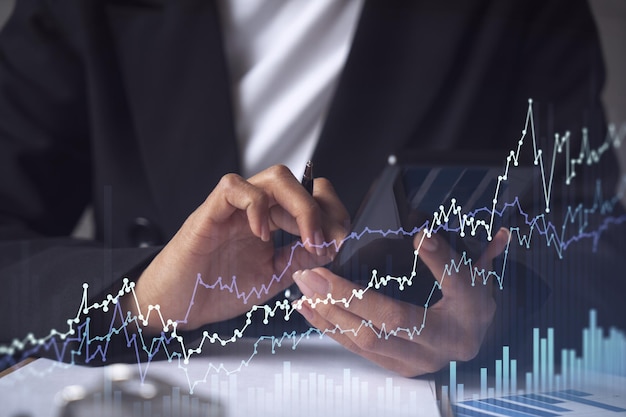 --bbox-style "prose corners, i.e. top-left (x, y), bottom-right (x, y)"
top-left (1, 100), bottom-right (626, 392)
